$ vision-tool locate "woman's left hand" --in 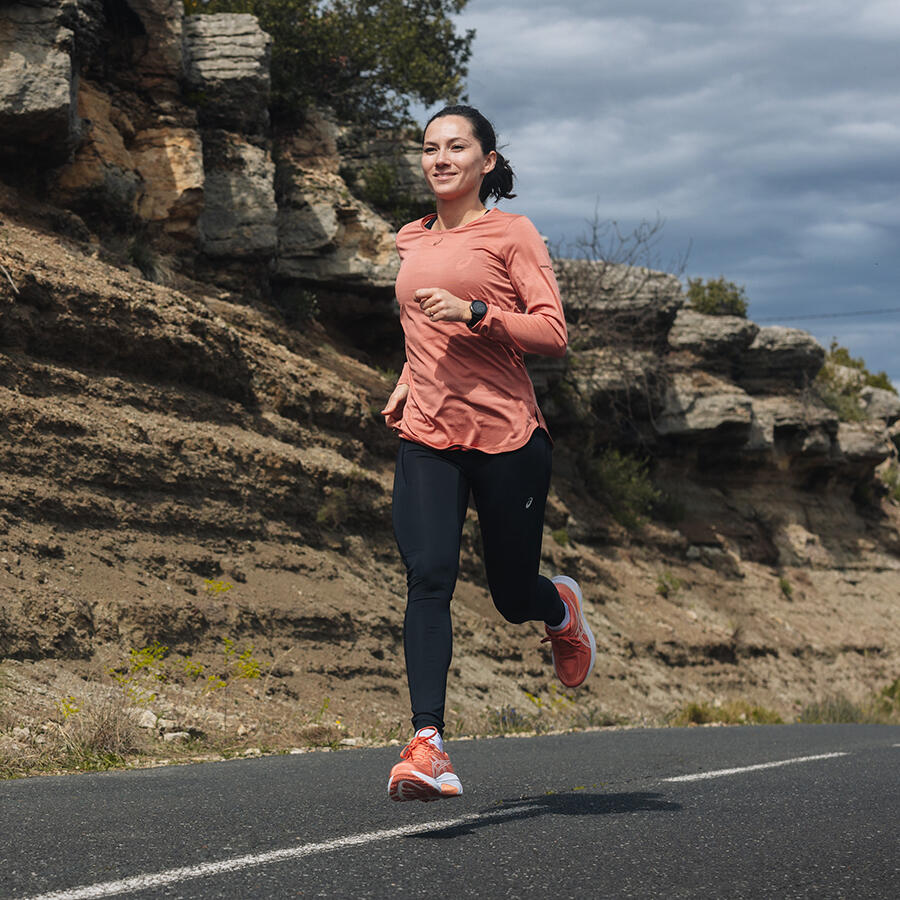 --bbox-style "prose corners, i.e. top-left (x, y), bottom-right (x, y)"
top-left (414, 287), bottom-right (472, 324)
